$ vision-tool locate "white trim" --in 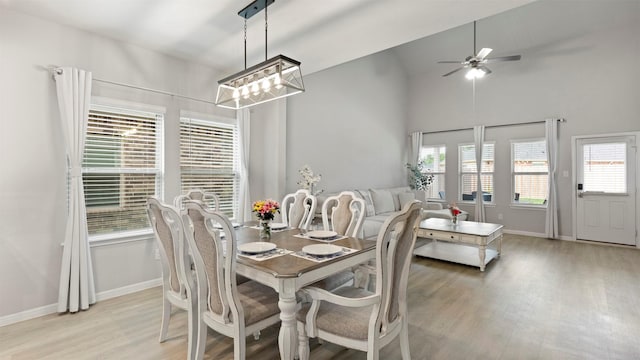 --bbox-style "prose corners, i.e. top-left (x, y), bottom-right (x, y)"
top-left (0, 279), bottom-right (161, 328)
top-left (91, 96), bottom-right (166, 114)
top-left (180, 110), bottom-right (237, 126)
top-left (503, 229), bottom-right (572, 241)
